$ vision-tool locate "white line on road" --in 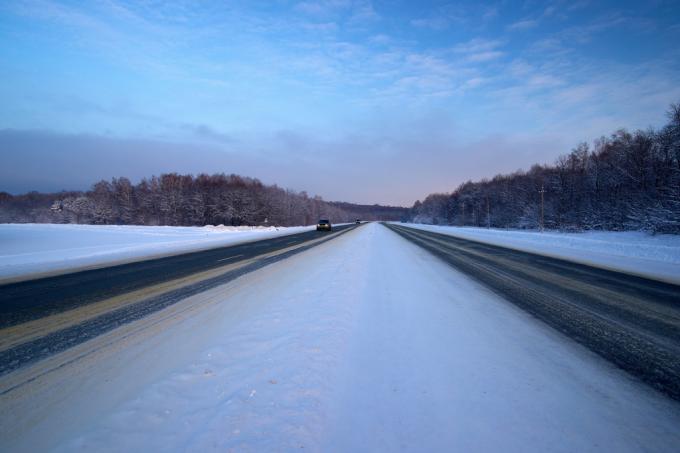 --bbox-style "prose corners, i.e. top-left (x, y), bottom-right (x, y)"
top-left (217, 254), bottom-right (244, 262)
